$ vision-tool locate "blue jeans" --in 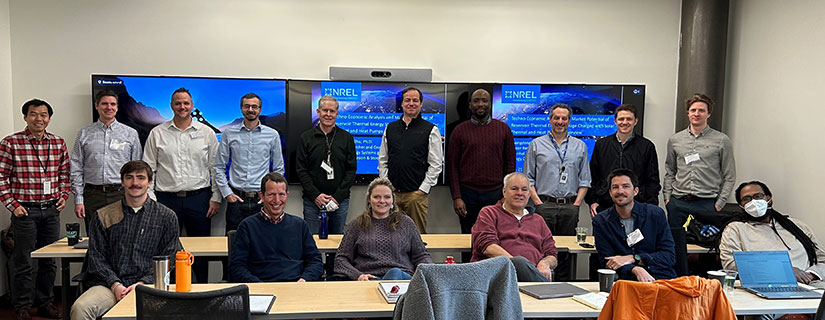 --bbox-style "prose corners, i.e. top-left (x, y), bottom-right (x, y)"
top-left (666, 196), bottom-right (716, 276)
top-left (381, 268), bottom-right (412, 280)
top-left (510, 256), bottom-right (549, 282)
top-left (303, 198), bottom-right (349, 235)
top-left (225, 195), bottom-right (262, 233)
top-left (156, 189), bottom-right (212, 283)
